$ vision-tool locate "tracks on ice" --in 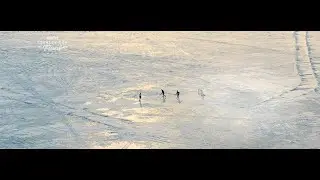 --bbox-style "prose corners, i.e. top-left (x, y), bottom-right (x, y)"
top-left (305, 31), bottom-right (320, 93)
top-left (267, 31), bottom-right (318, 100)
top-left (293, 31), bottom-right (318, 92)
top-left (251, 31), bottom-right (318, 109)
